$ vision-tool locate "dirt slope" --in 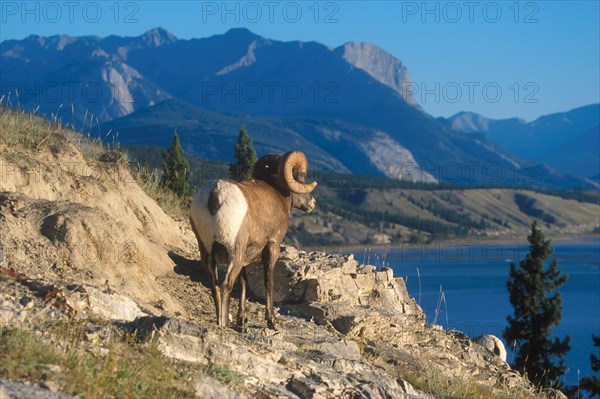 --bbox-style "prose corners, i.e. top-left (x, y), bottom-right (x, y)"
top-left (0, 128), bottom-right (199, 316)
